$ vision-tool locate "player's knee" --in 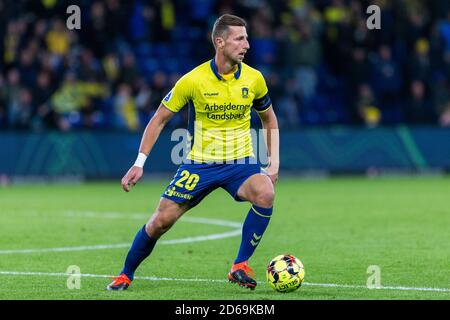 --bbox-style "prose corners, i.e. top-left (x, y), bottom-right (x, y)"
top-left (157, 198), bottom-right (175, 212)
top-left (147, 215), bottom-right (174, 237)
top-left (147, 198), bottom-right (187, 237)
top-left (254, 188), bottom-right (275, 208)
top-left (147, 211), bottom-right (176, 237)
